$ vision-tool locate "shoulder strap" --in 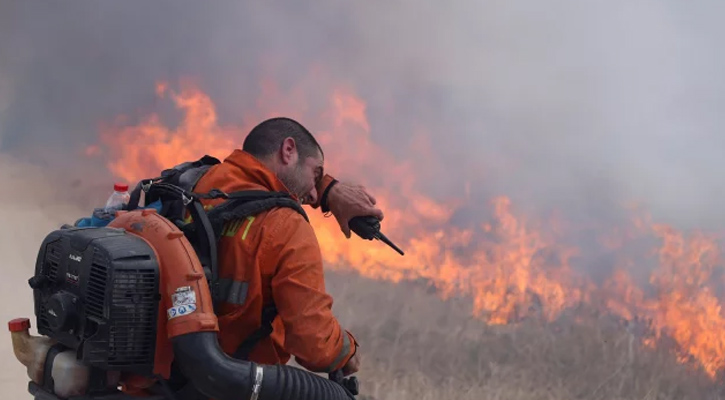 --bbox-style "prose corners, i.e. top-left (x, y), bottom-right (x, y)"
top-left (204, 190), bottom-right (308, 239)
top-left (127, 155), bottom-right (220, 213)
top-left (232, 305), bottom-right (279, 361)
